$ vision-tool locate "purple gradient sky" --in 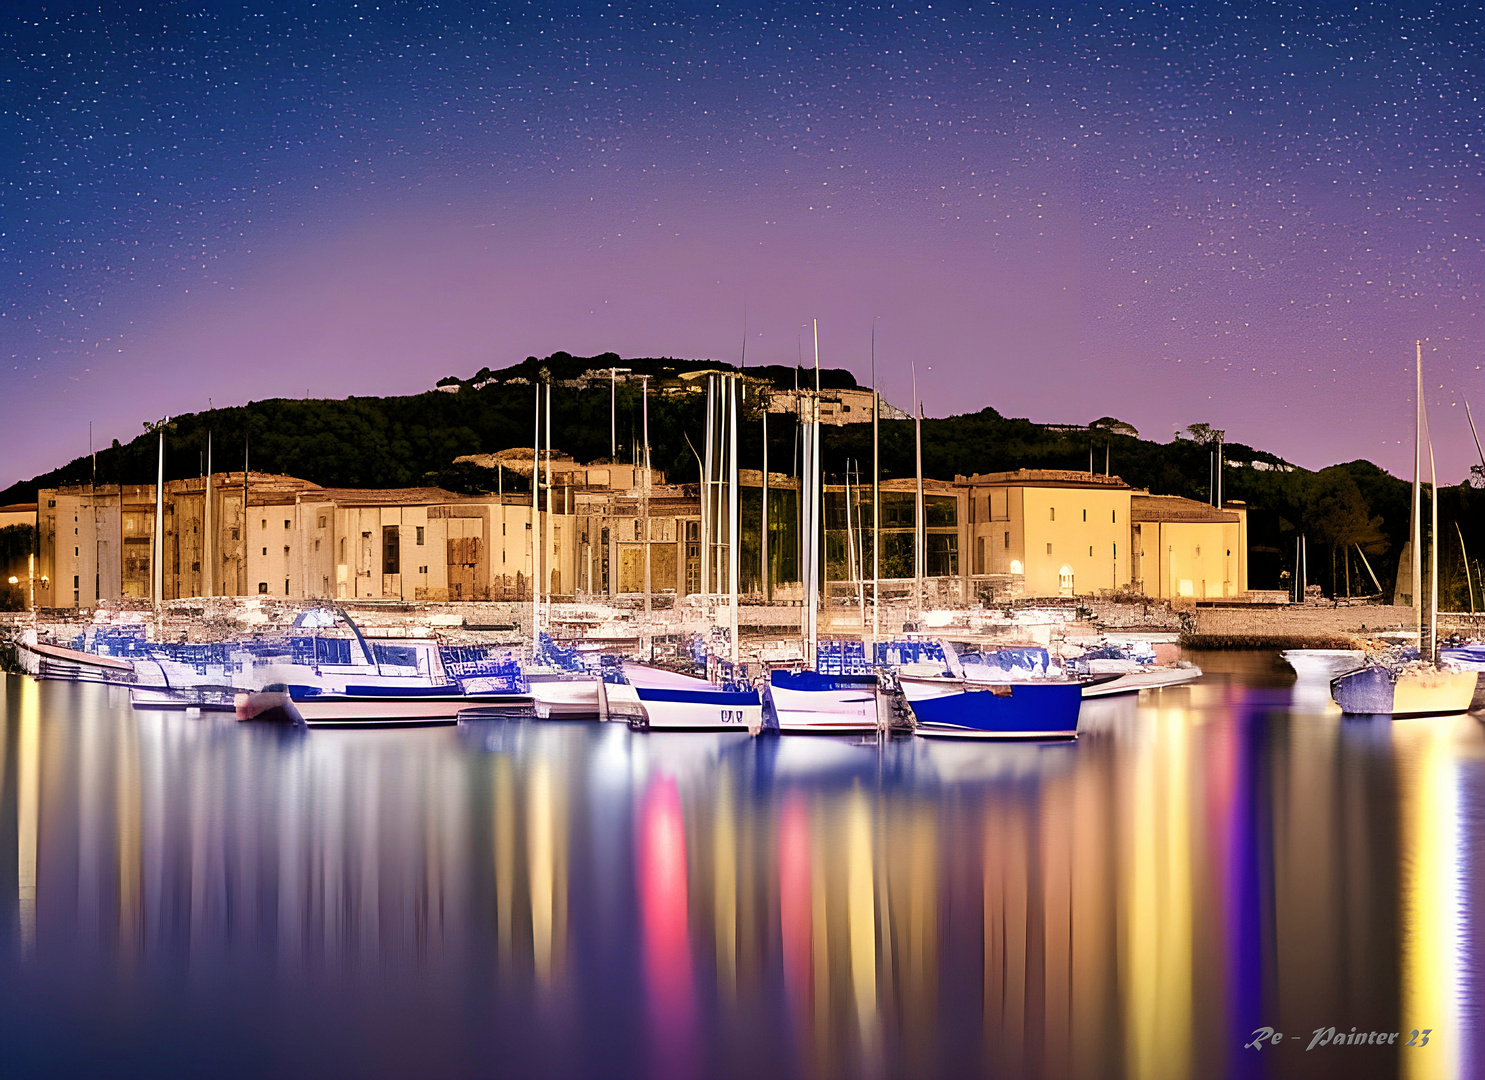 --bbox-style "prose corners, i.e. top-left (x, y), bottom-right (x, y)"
top-left (2, 2), bottom-right (1480, 489)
